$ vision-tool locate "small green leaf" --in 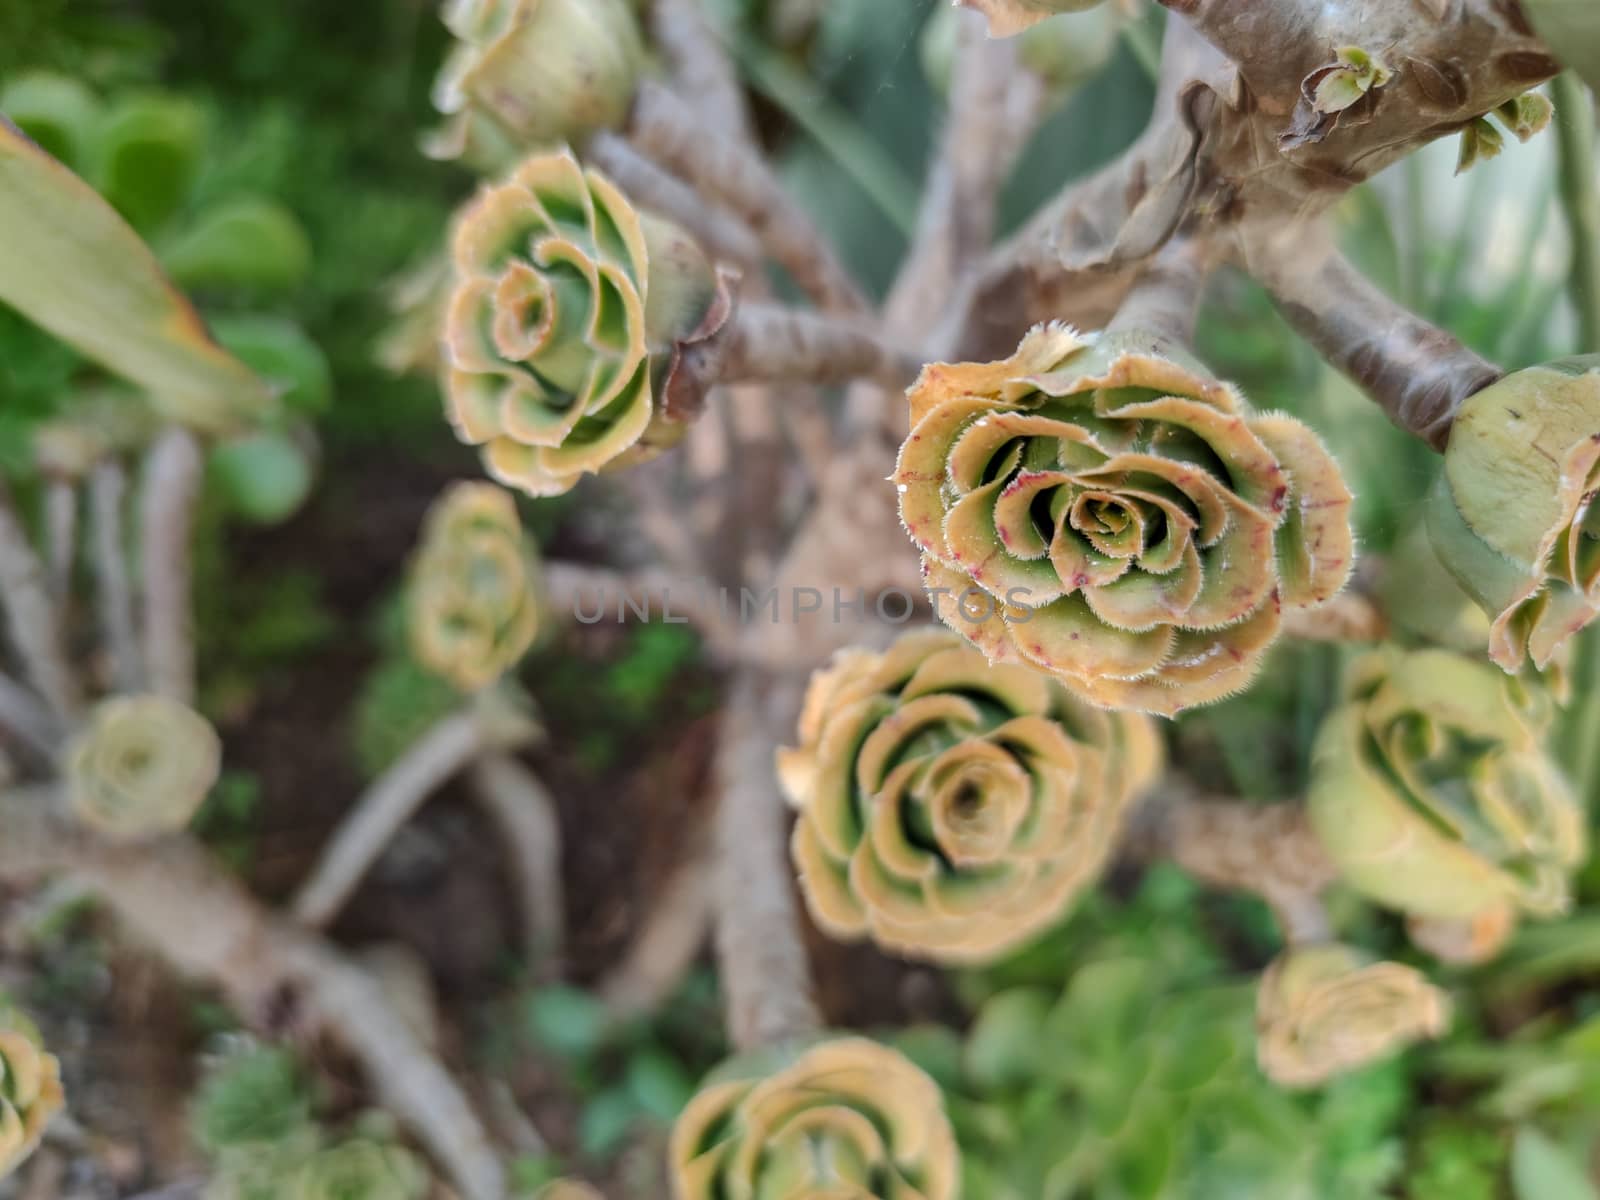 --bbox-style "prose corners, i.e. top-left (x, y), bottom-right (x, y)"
top-left (0, 71), bottom-right (101, 171)
top-left (207, 430), bottom-right (315, 526)
top-left (524, 986), bottom-right (608, 1062)
top-left (211, 316), bottom-right (332, 415)
top-left (92, 92), bottom-right (204, 232)
top-left (577, 1087), bottom-right (642, 1158)
top-left (162, 197), bottom-right (313, 292)
top-left (1512, 1127), bottom-right (1600, 1200)
top-left (624, 1047), bottom-right (695, 1123)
